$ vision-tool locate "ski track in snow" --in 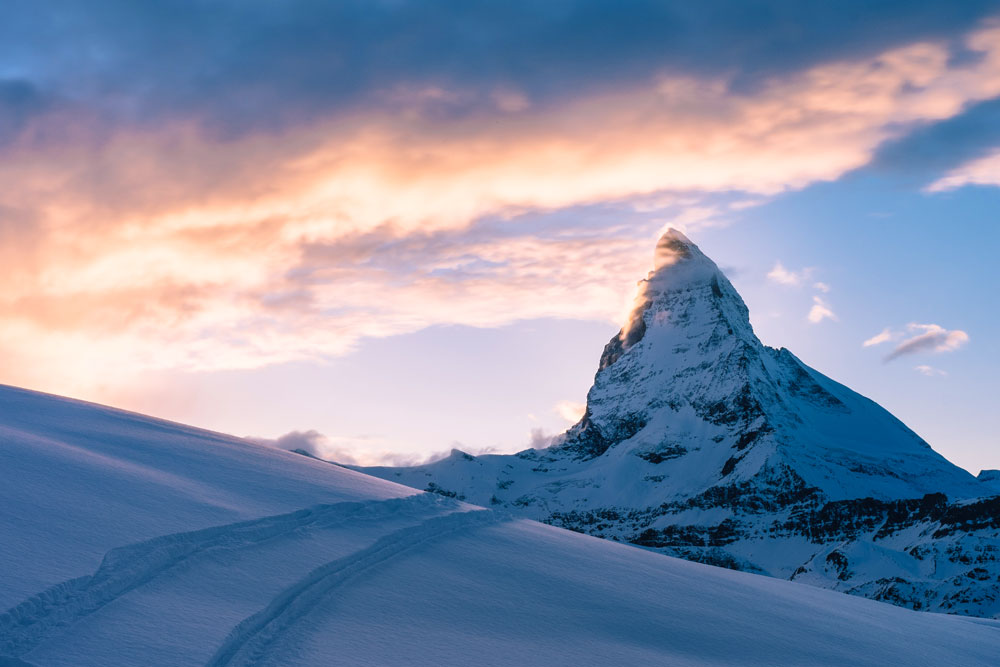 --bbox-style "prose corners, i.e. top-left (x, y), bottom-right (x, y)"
top-left (0, 493), bottom-right (458, 659)
top-left (208, 508), bottom-right (508, 667)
